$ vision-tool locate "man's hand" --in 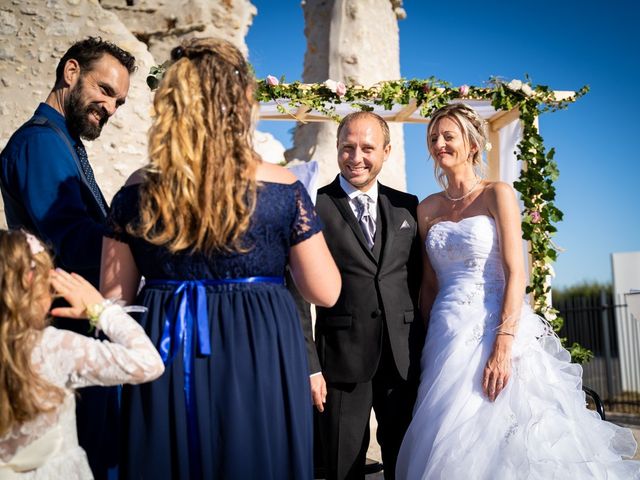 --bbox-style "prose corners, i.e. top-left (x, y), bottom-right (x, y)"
top-left (310, 373), bottom-right (327, 412)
